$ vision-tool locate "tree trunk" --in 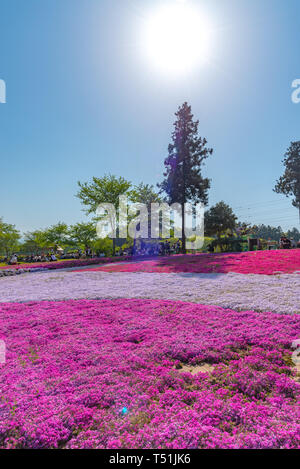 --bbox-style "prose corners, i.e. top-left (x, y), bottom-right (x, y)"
top-left (181, 123), bottom-right (187, 254)
top-left (112, 238), bottom-right (116, 256)
top-left (181, 202), bottom-right (186, 254)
